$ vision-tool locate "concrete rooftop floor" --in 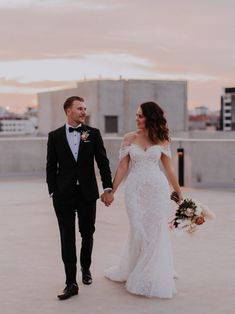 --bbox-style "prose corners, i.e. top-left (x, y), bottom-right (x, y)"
top-left (0, 176), bottom-right (235, 314)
